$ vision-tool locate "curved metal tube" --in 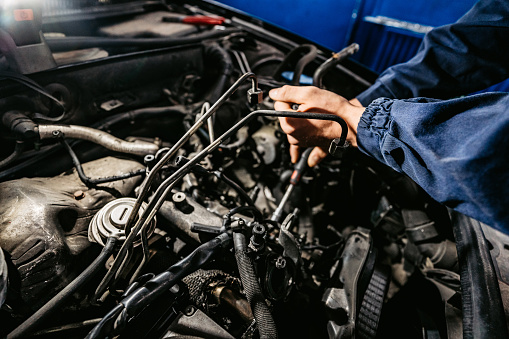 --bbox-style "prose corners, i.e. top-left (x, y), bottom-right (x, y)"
top-left (313, 43), bottom-right (359, 88)
top-left (95, 73), bottom-right (261, 298)
top-left (38, 124), bottom-right (159, 156)
top-left (94, 109), bottom-right (348, 299)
